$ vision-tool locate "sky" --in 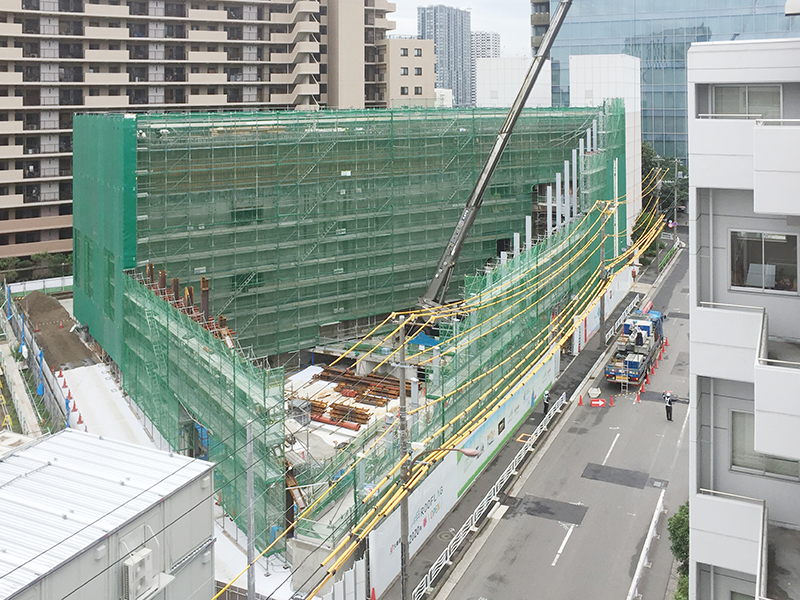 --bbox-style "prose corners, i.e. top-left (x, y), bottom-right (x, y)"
top-left (392, 1), bottom-right (534, 58)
